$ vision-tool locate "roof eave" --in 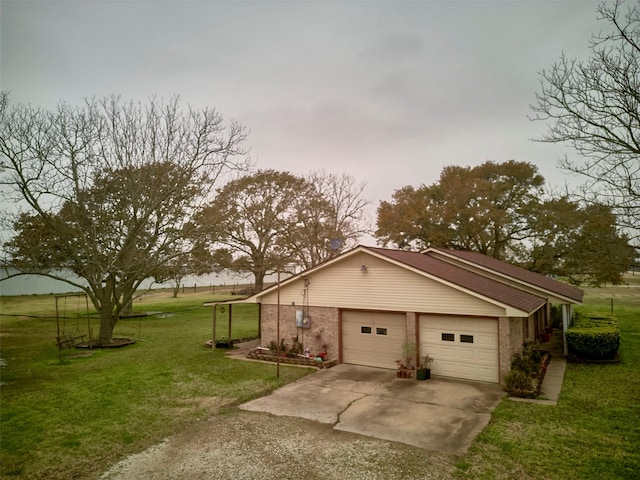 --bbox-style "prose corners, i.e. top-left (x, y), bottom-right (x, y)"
top-left (363, 247), bottom-right (546, 316)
